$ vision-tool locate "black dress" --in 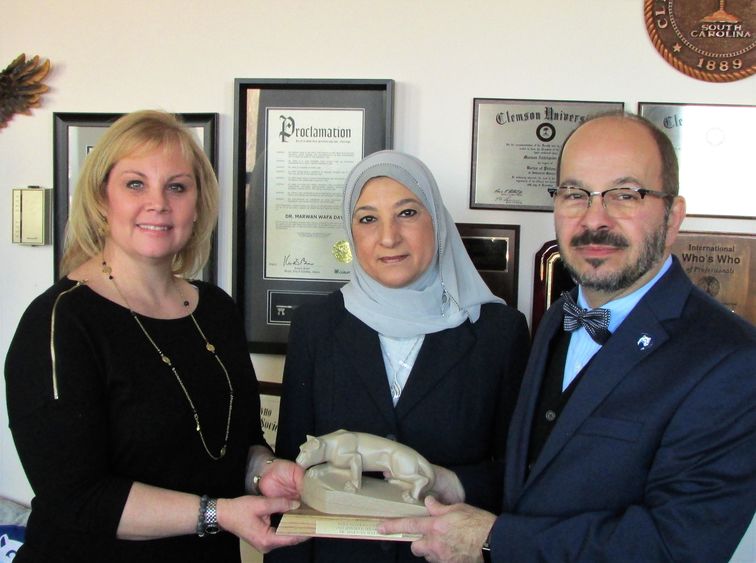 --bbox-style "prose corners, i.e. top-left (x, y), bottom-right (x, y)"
top-left (5, 278), bottom-right (264, 562)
